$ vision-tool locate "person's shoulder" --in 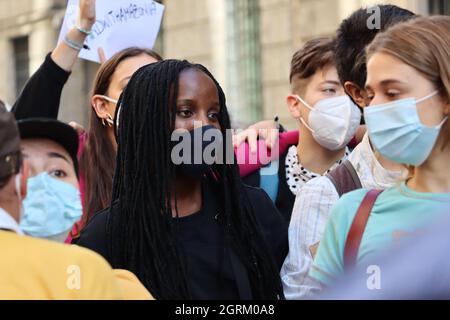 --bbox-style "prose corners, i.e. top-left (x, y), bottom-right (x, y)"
top-left (242, 184), bottom-right (287, 227)
top-left (46, 238), bottom-right (121, 297)
top-left (340, 188), bottom-right (372, 203)
top-left (113, 270), bottom-right (154, 300)
top-left (85, 204), bottom-right (111, 228)
top-left (0, 232), bottom-right (121, 299)
top-left (79, 201), bottom-right (119, 236)
top-left (4, 232), bottom-right (111, 270)
top-left (242, 183), bottom-right (273, 203)
top-left (329, 188), bottom-right (373, 225)
top-left (302, 175), bottom-right (338, 193)
top-left (73, 202), bottom-right (119, 258)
